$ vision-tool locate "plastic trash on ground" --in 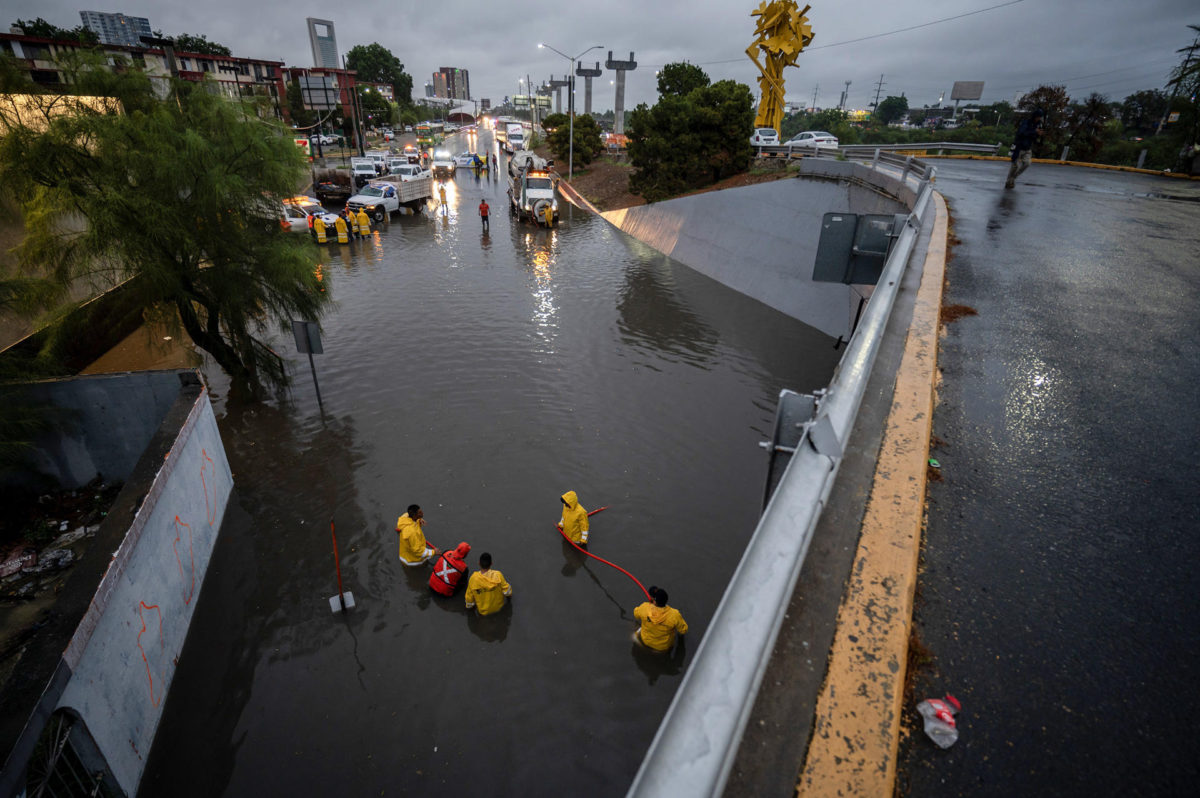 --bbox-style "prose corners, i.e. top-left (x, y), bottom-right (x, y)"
top-left (916, 693), bottom-right (962, 748)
